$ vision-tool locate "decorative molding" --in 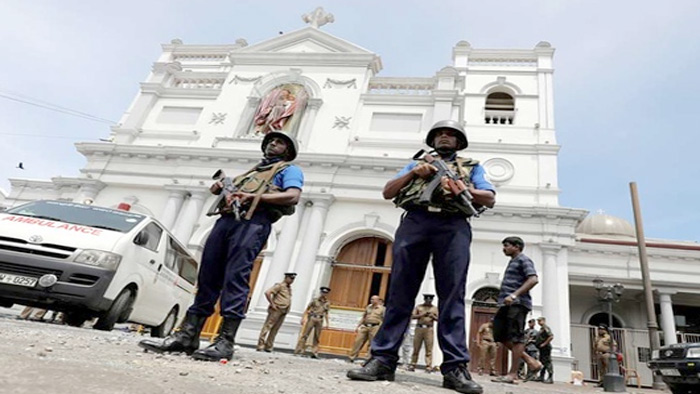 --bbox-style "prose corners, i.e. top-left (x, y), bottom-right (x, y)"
top-left (209, 112), bottom-right (227, 125)
top-left (228, 75), bottom-right (263, 85)
top-left (483, 158), bottom-right (515, 185)
top-left (364, 212), bottom-right (380, 229)
top-left (323, 78), bottom-right (357, 89)
top-left (332, 116), bottom-right (351, 129)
